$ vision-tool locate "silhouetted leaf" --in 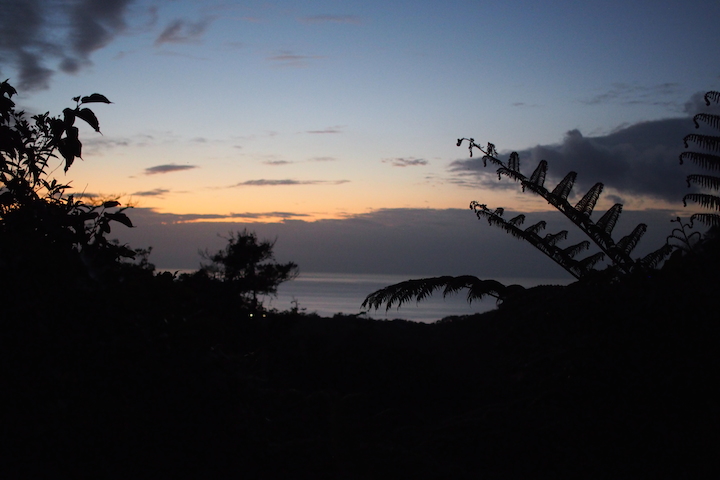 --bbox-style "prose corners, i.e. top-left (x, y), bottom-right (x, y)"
top-left (62, 107), bottom-right (76, 128)
top-left (76, 108), bottom-right (101, 132)
top-left (107, 212), bottom-right (134, 228)
top-left (103, 200), bottom-right (121, 208)
top-left (80, 93), bottom-right (112, 104)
